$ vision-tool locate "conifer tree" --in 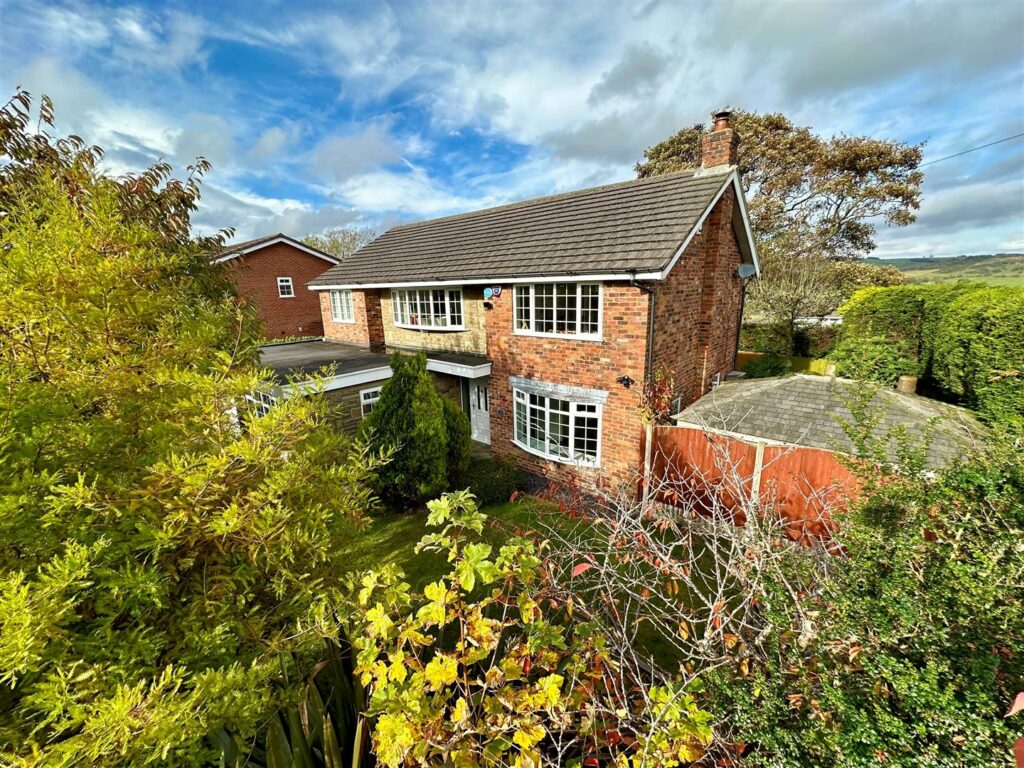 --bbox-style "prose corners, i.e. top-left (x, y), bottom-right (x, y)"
top-left (364, 352), bottom-right (448, 505)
